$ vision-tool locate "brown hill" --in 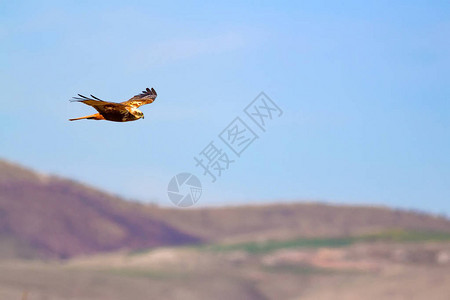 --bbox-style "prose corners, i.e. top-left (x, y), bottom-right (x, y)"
top-left (1, 159), bottom-right (450, 259)
top-left (146, 203), bottom-right (450, 243)
top-left (0, 160), bottom-right (200, 259)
